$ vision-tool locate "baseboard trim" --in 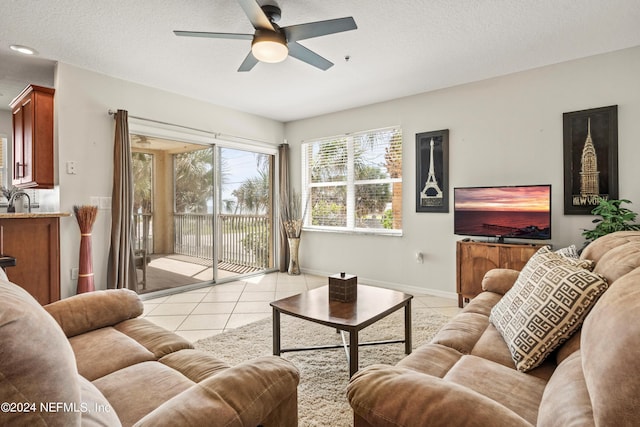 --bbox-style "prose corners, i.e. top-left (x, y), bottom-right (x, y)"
top-left (300, 268), bottom-right (458, 300)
